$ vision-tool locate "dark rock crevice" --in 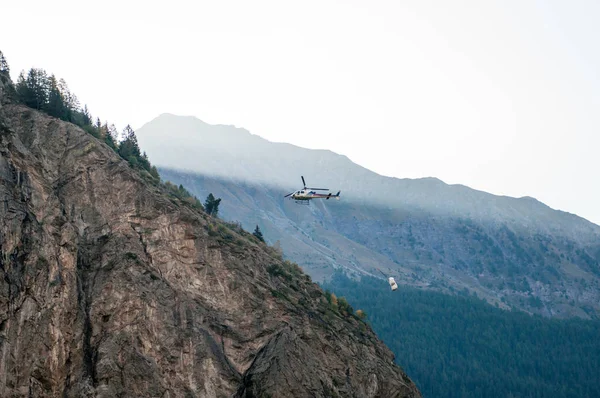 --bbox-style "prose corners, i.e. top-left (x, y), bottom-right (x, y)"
top-left (75, 244), bottom-right (99, 389)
